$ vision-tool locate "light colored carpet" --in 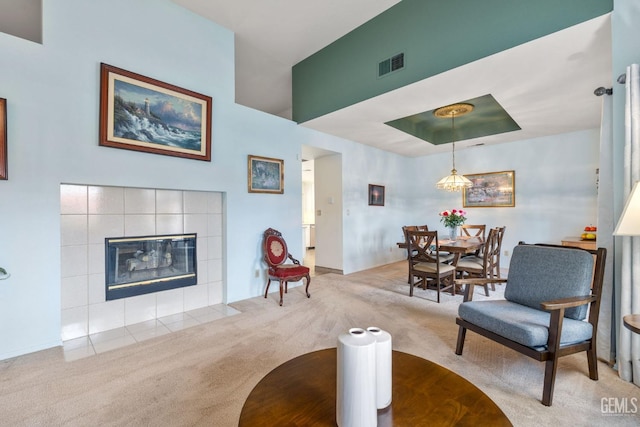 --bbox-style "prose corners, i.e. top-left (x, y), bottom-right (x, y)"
top-left (1, 261), bottom-right (638, 426)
